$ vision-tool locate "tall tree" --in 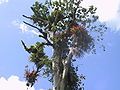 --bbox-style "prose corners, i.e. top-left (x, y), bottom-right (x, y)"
top-left (21, 0), bottom-right (107, 90)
